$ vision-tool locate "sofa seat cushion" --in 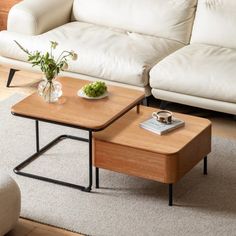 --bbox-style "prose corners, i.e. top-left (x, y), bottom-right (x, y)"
top-left (0, 22), bottom-right (183, 87)
top-left (150, 43), bottom-right (236, 103)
